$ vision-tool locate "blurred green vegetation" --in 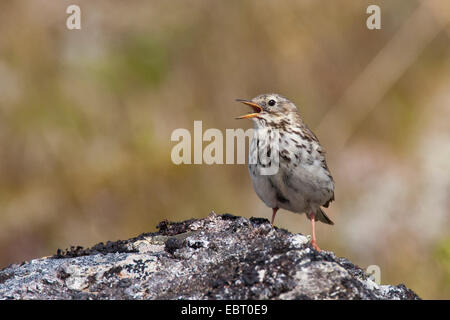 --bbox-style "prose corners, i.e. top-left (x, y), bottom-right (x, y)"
top-left (95, 34), bottom-right (170, 93)
top-left (0, 0), bottom-right (449, 299)
top-left (436, 238), bottom-right (450, 283)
